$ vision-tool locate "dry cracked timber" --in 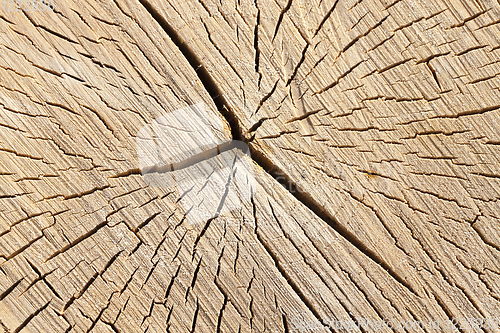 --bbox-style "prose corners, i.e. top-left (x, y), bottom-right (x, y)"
top-left (0, 0), bottom-right (500, 332)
